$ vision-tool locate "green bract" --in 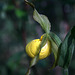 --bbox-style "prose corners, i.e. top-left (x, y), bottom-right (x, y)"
top-left (33, 9), bottom-right (51, 34)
